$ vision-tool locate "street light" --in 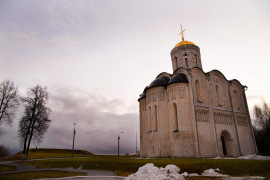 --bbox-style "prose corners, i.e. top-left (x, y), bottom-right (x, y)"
top-left (135, 130), bottom-right (137, 155)
top-left (72, 123), bottom-right (76, 157)
top-left (118, 131), bottom-right (123, 158)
